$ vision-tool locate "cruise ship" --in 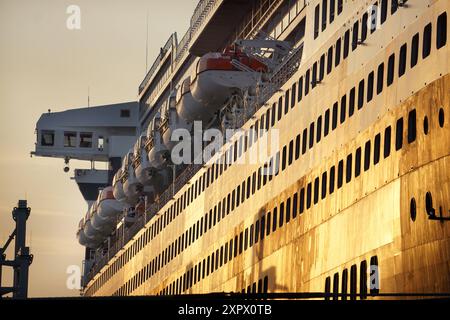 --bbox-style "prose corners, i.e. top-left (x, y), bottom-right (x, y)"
top-left (32, 0), bottom-right (450, 299)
